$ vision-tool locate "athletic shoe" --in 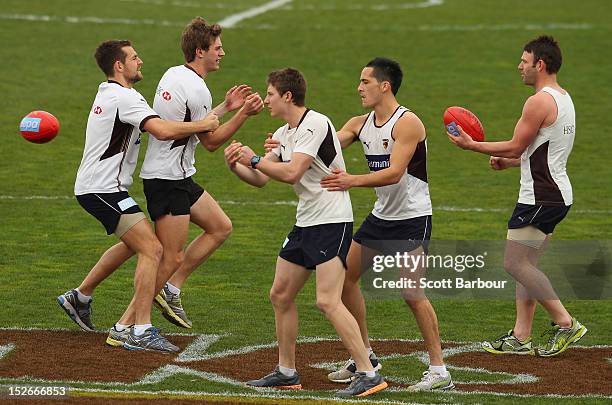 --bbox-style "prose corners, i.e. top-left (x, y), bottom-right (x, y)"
top-left (123, 327), bottom-right (179, 353)
top-left (57, 289), bottom-right (95, 331)
top-left (106, 325), bottom-right (132, 347)
top-left (245, 366), bottom-right (302, 389)
top-left (328, 352), bottom-right (382, 383)
top-left (481, 329), bottom-right (534, 355)
top-left (536, 317), bottom-right (588, 357)
top-left (336, 372), bottom-right (388, 397)
top-left (407, 370), bottom-right (455, 391)
top-left (154, 286), bottom-right (192, 329)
